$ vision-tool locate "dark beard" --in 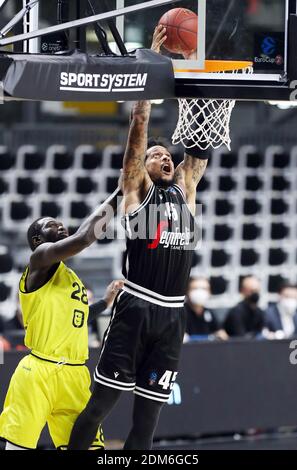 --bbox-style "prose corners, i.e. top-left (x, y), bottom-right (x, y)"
top-left (154, 178), bottom-right (175, 189)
